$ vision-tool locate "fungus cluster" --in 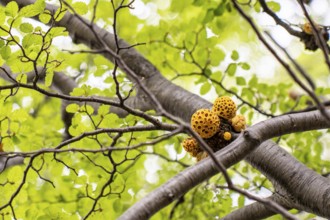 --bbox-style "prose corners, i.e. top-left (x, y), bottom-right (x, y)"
top-left (300, 22), bottom-right (329, 51)
top-left (182, 96), bottom-right (247, 162)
